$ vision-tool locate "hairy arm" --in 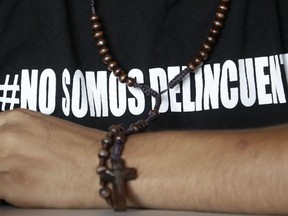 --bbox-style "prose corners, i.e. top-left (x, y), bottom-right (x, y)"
top-left (0, 109), bottom-right (287, 214)
top-left (125, 128), bottom-right (288, 213)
